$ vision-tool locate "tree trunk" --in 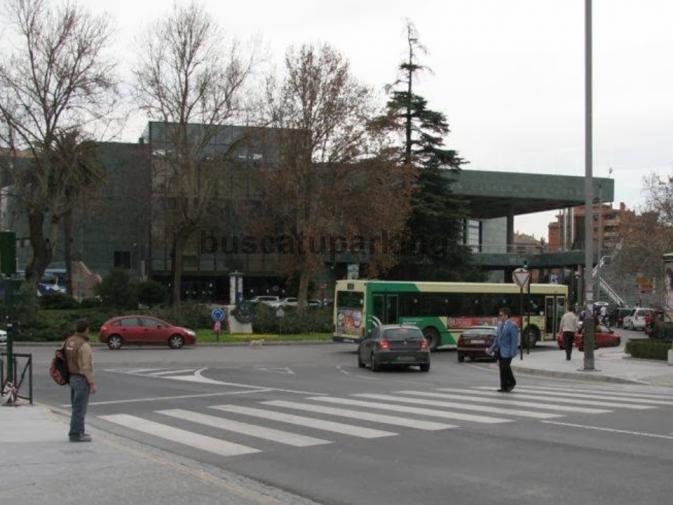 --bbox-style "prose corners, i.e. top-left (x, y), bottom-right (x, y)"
top-left (297, 267), bottom-right (311, 315)
top-left (63, 209), bottom-right (74, 297)
top-left (25, 210), bottom-right (52, 289)
top-left (170, 231), bottom-right (191, 306)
